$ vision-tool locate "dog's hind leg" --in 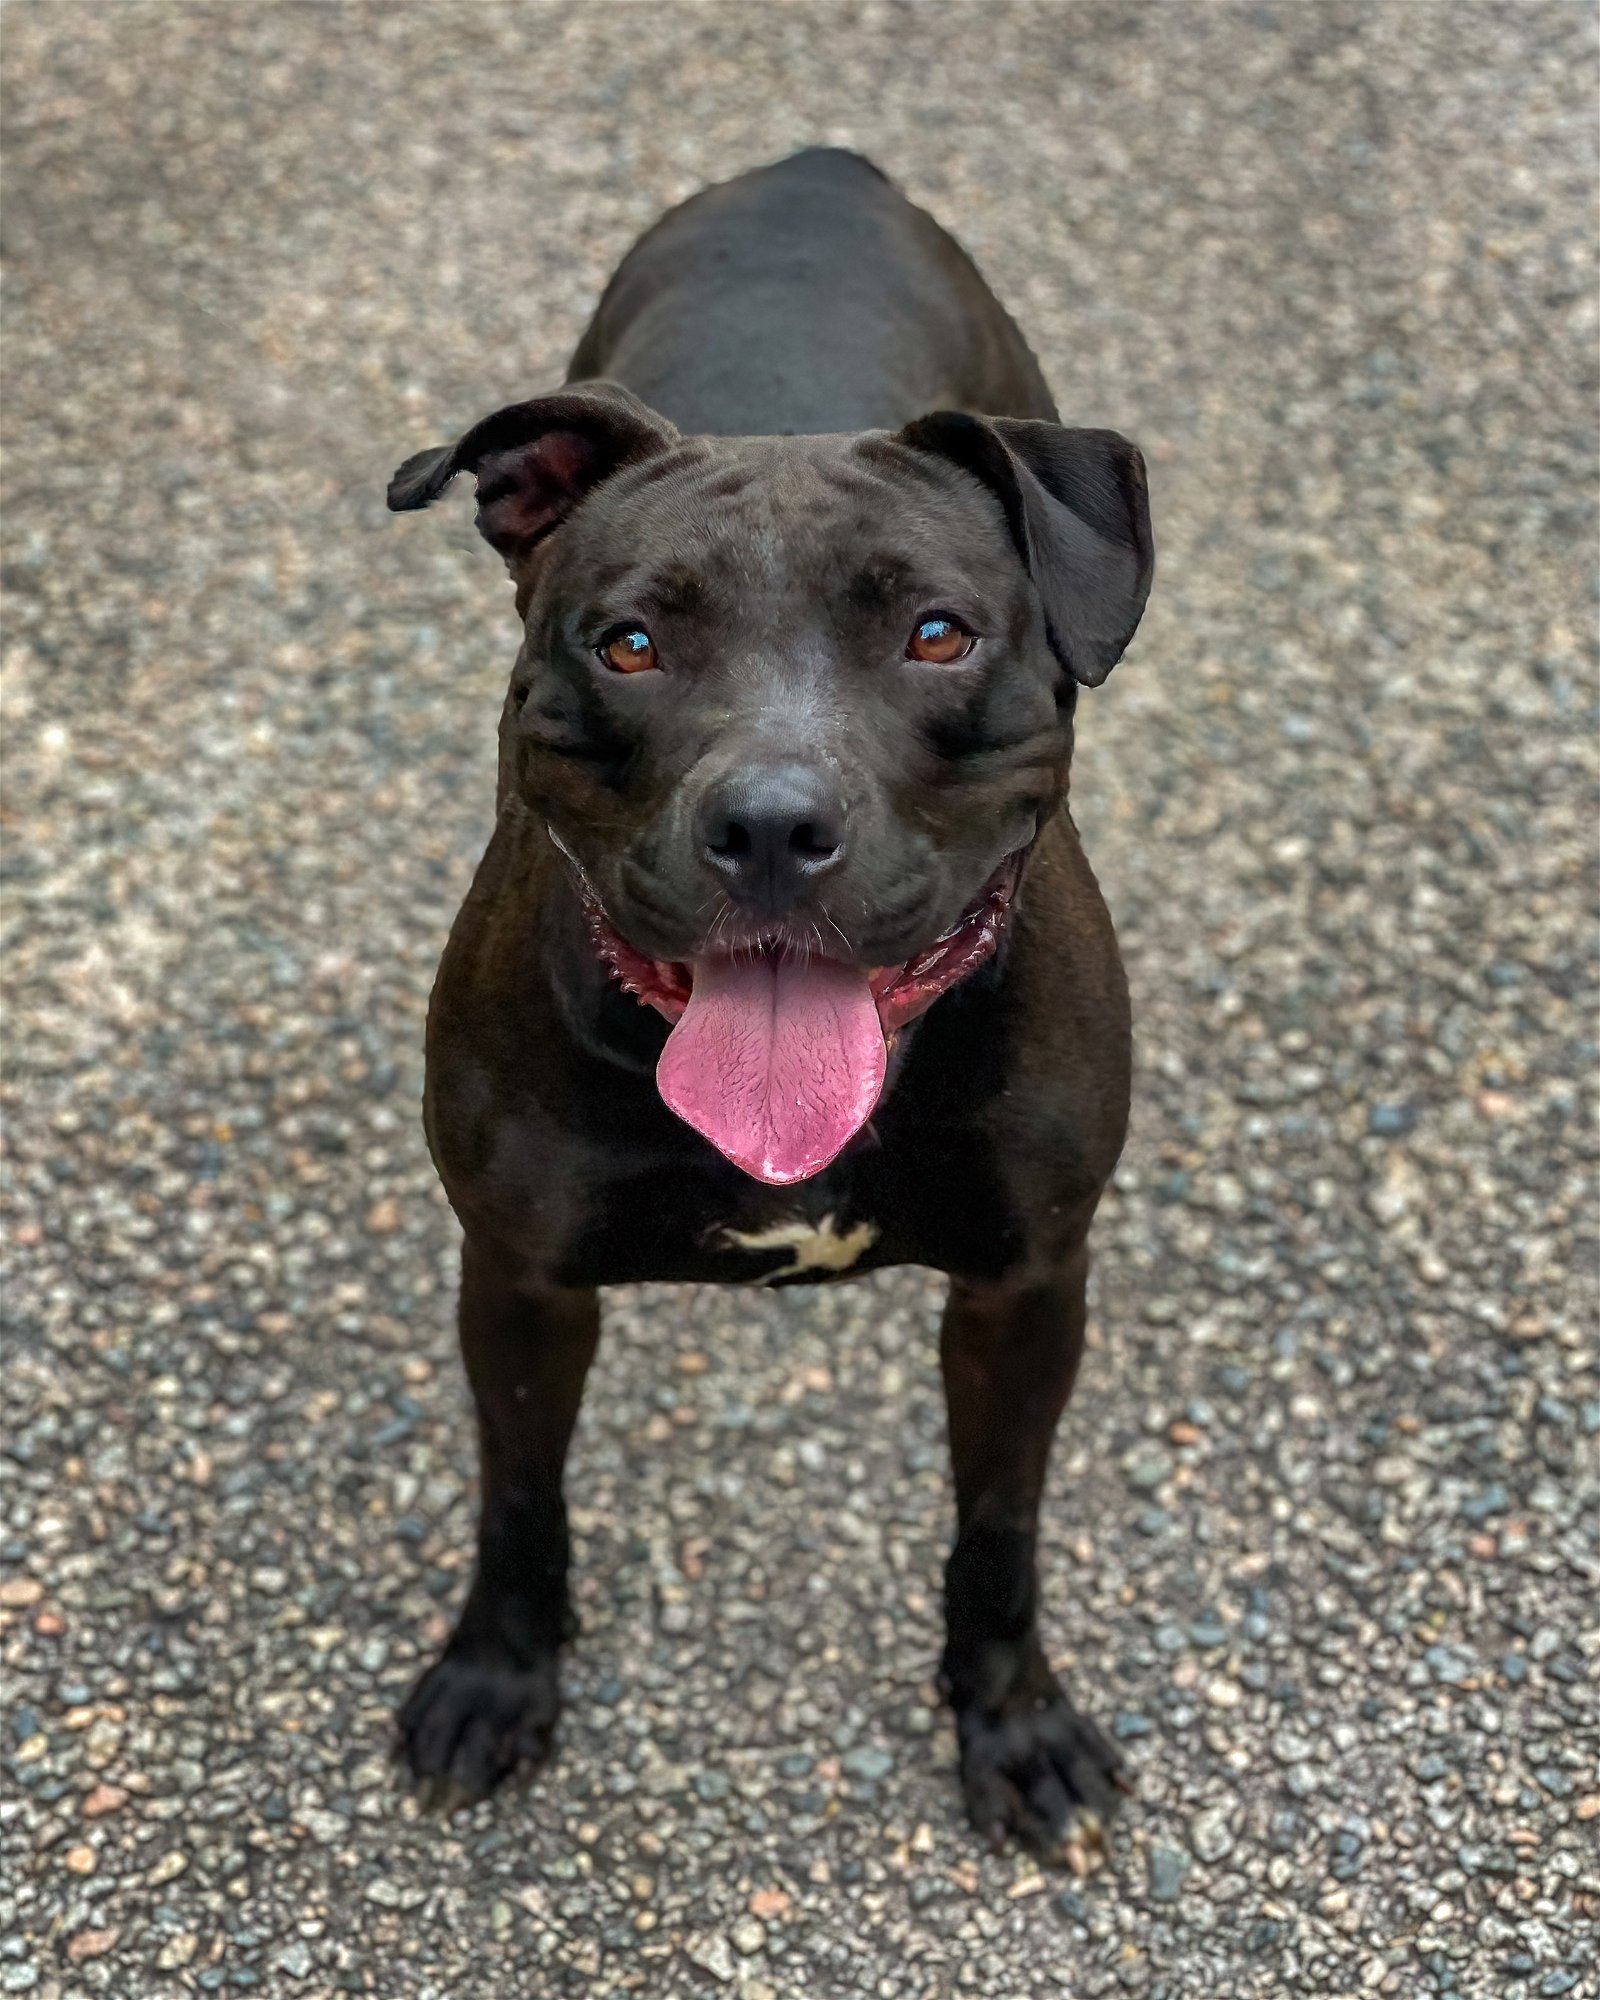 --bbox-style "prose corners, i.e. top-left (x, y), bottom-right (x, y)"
top-left (937, 1237), bottom-right (1128, 1866)
top-left (396, 1240), bottom-right (600, 1807)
